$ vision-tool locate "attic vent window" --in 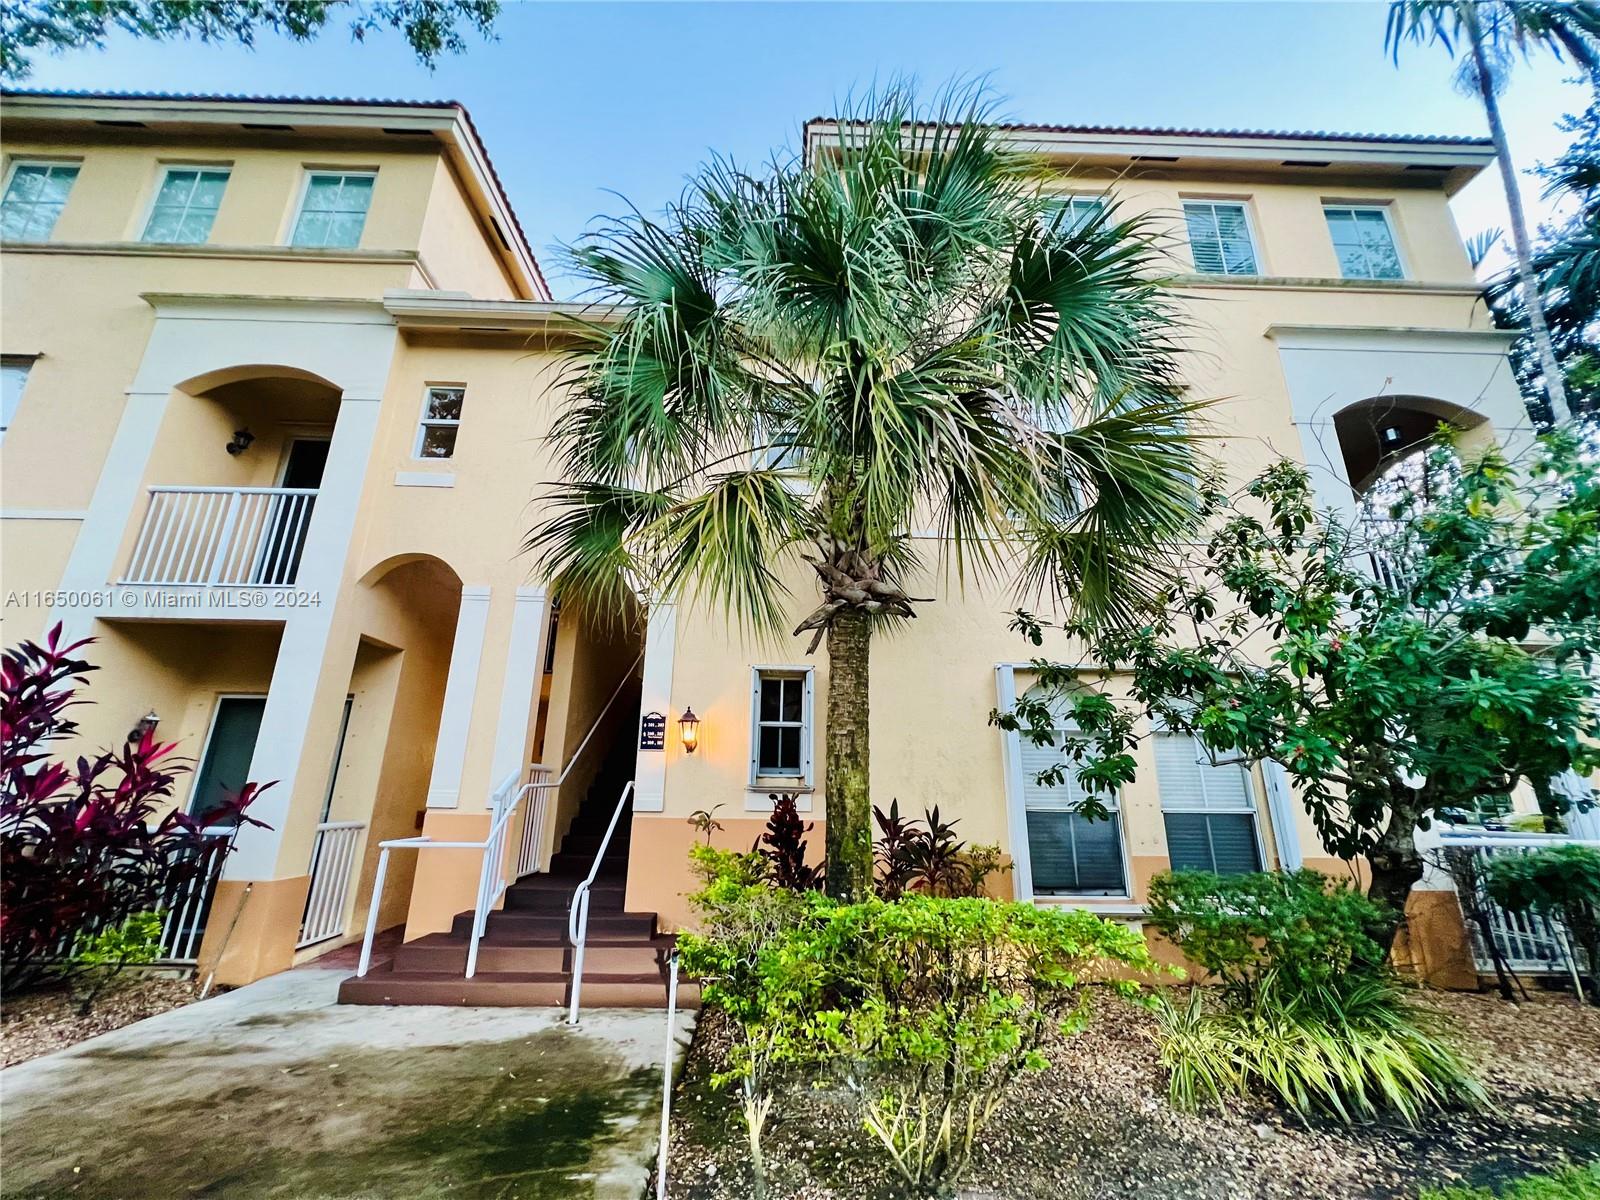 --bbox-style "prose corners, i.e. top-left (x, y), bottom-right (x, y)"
top-left (95, 119), bottom-right (146, 128)
top-left (1404, 164), bottom-right (1453, 172)
top-left (1131, 154), bottom-right (1179, 162)
top-left (242, 123), bottom-right (294, 132)
top-left (490, 217), bottom-right (511, 251)
top-left (382, 127), bottom-right (434, 137)
top-left (1281, 160), bottom-right (1331, 168)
